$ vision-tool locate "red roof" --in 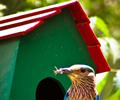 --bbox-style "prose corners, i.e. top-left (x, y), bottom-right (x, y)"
top-left (0, 0), bottom-right (110, 73)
